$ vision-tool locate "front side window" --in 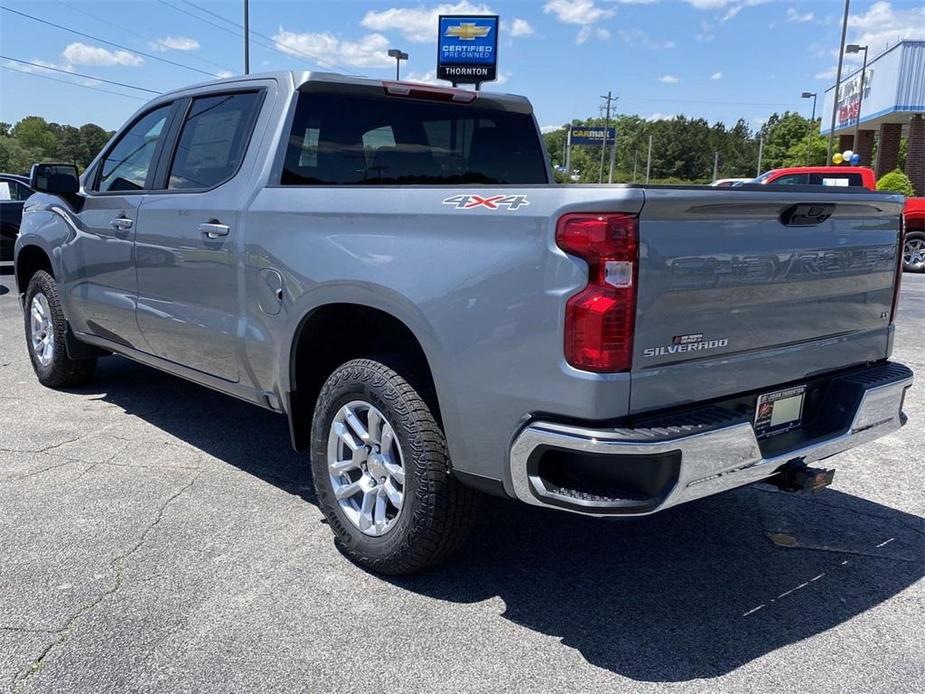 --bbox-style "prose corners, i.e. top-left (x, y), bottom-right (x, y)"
top-left (772, 174), bottom-right (809, 185)
top-left (0, 179), bottom-right (31, 200)
top-left (97, 105), bottom-right (172, 192)
top-left (167, 92), bottom-right (262, 190)
top-left (281, 90), bottom-right (548, 185)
